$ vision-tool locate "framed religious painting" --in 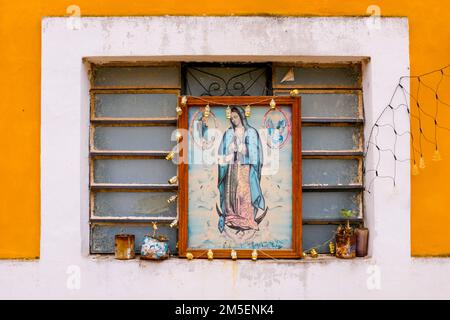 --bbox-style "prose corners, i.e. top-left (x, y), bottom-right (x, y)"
top-left (177, 96), bottom-right (302, 259)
